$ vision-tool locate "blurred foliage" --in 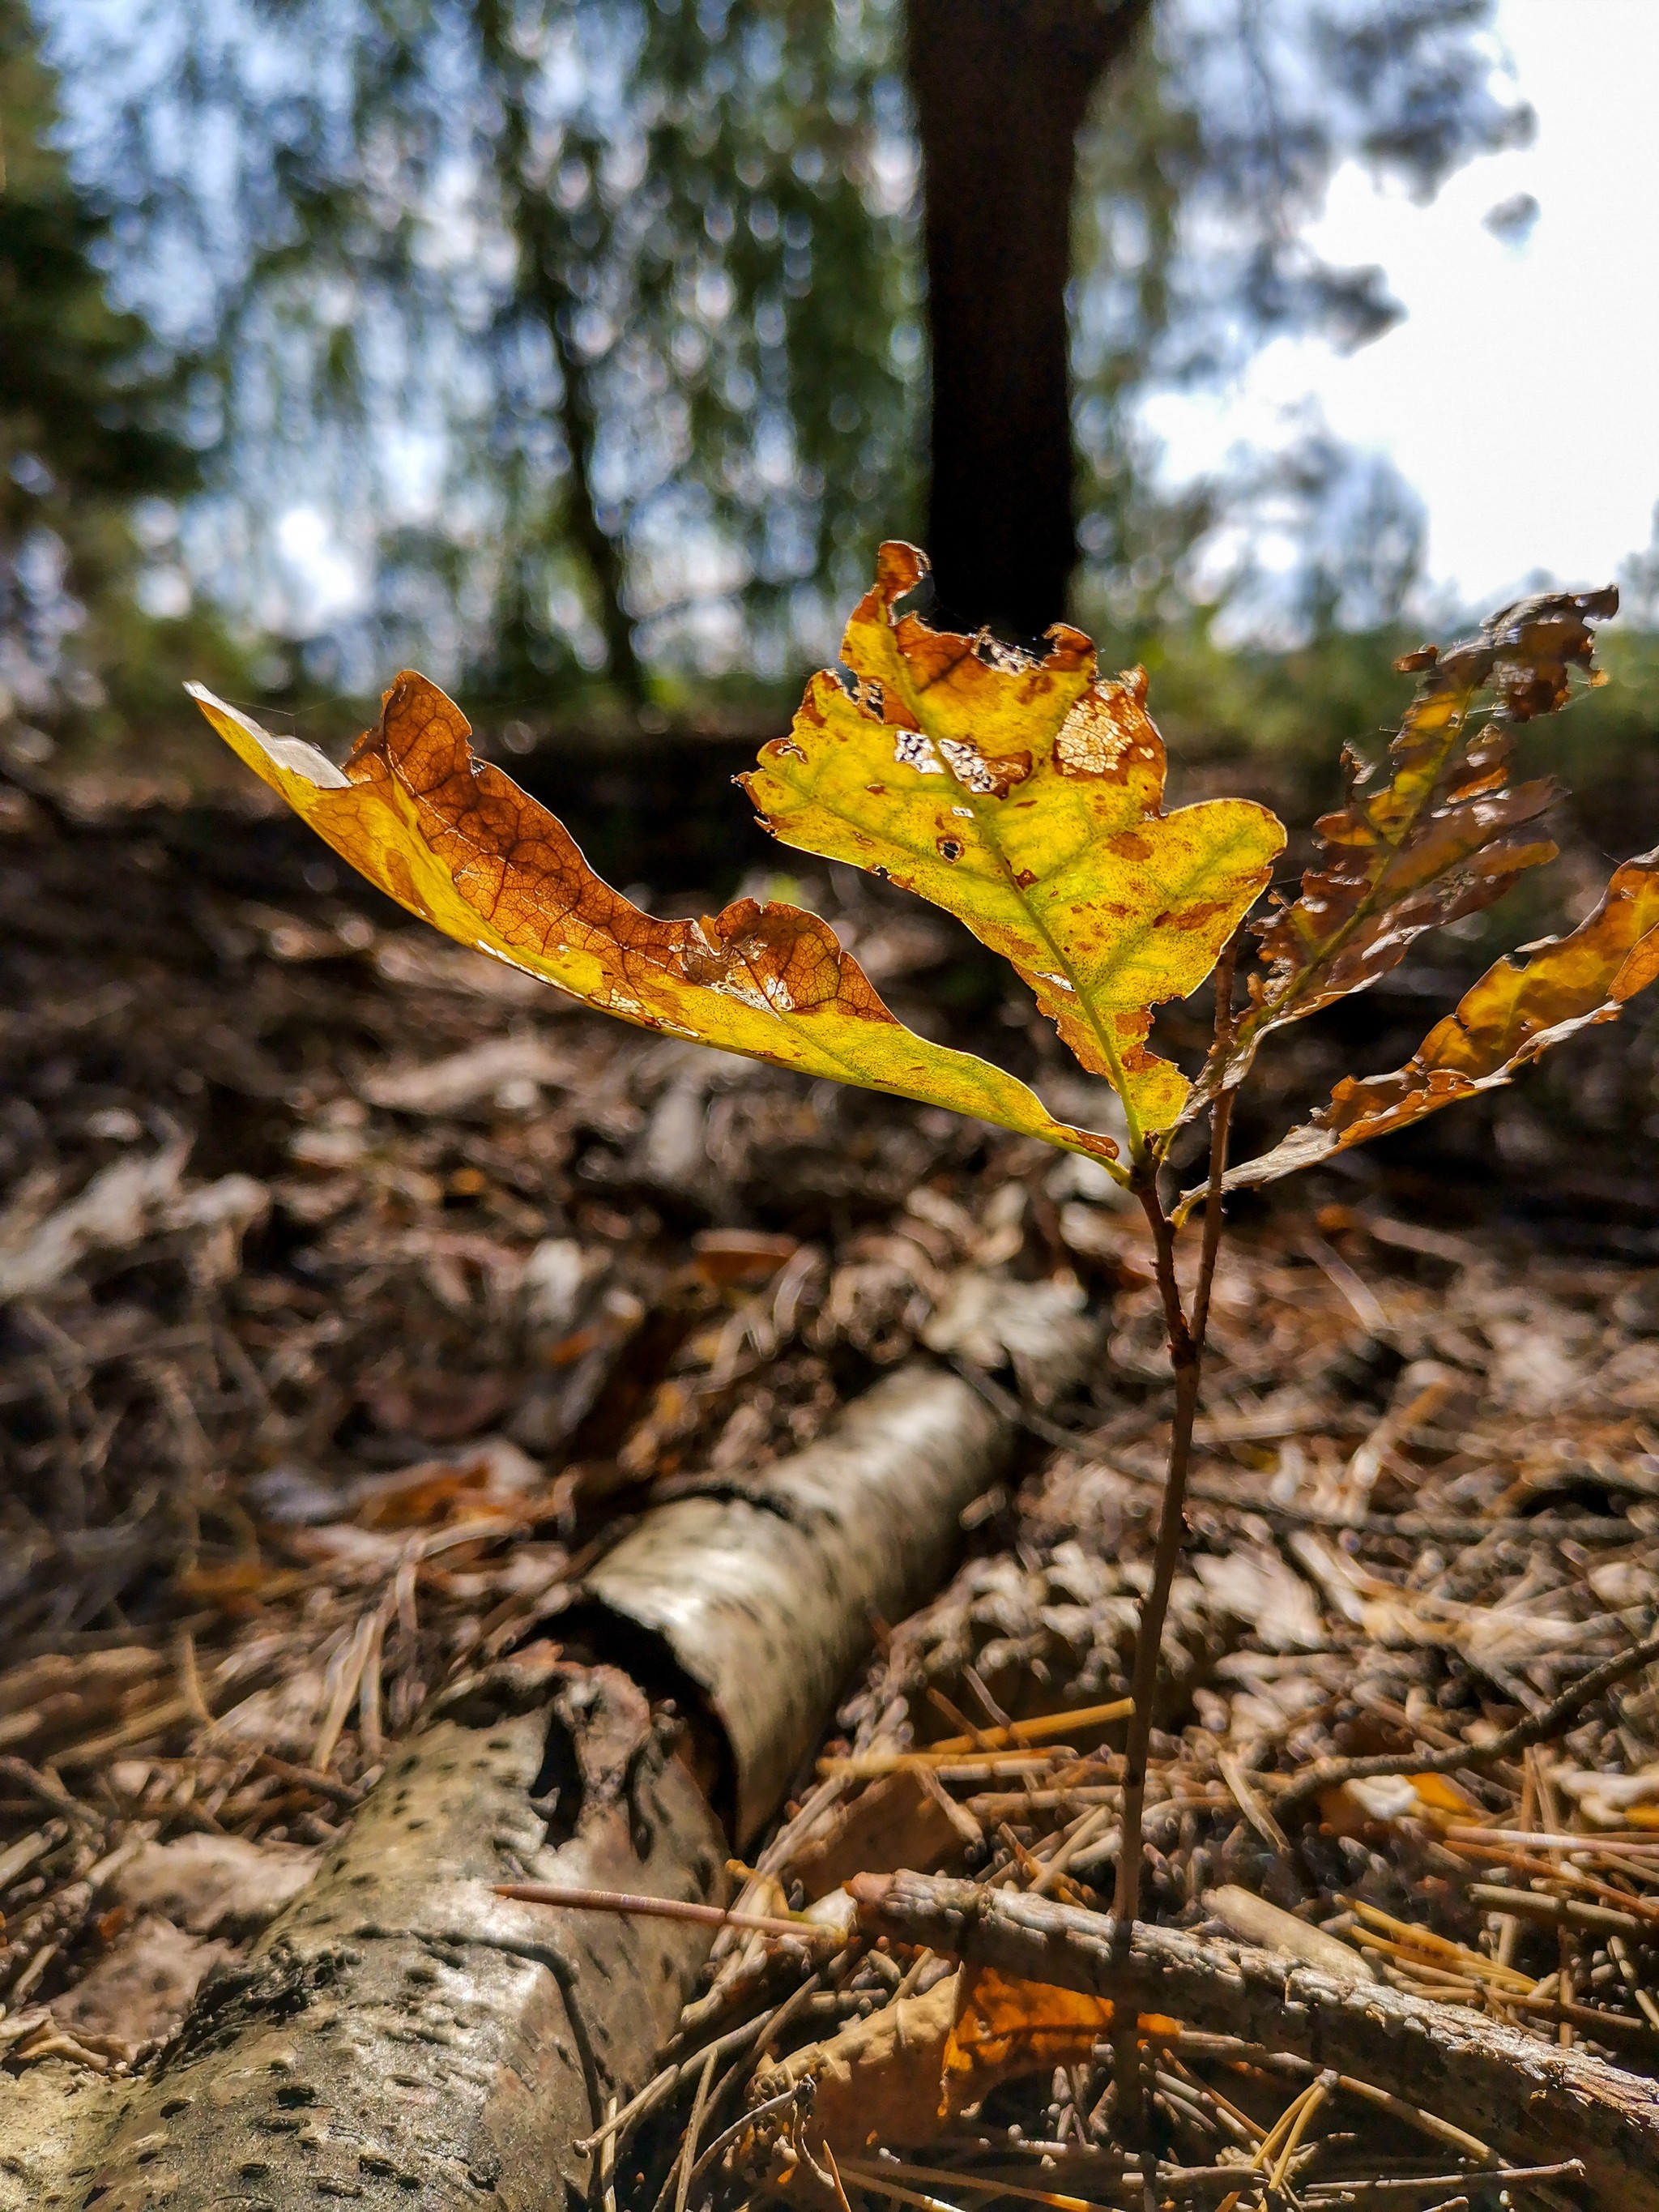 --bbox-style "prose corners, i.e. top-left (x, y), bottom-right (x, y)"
top-left (10, 0), bottom-right (1657, 829)
top-left (41, 0), bottom-right (923, 711)
top-left (37, 0), bottom-right (1534, 717)
top-left (1069, 0), bottom-right (1530, 633)
top-left (0, 0), bottom-right (245, 747)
